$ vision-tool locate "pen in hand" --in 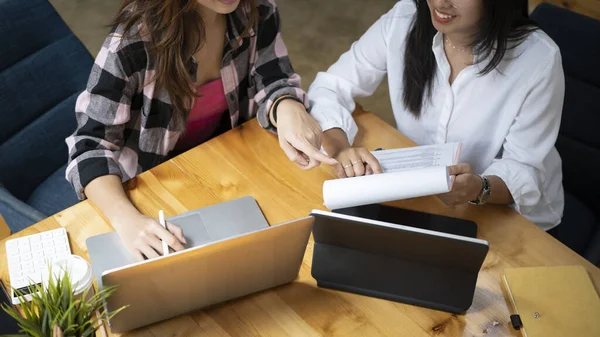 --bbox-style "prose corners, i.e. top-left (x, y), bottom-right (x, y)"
top-left (158, 210), bottom-right (169, 256)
